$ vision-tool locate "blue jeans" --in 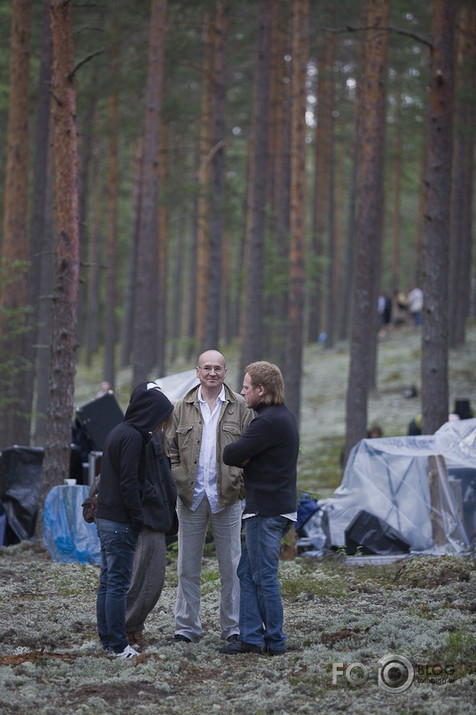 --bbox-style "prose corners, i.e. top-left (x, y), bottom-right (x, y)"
top-left (238, 515), bottom-right (291, 652)
top-left (96, 518), bottom-right (138, 653)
